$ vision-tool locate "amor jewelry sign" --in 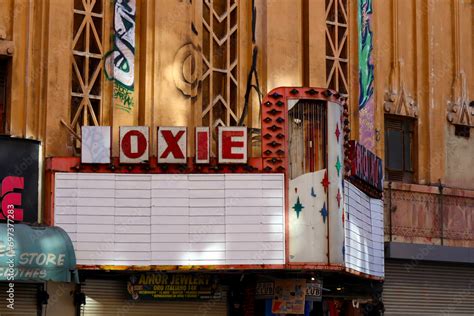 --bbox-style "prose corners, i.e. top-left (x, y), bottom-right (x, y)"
top-left (81, 126), bottom-right (248, 164)
top-left (127, 273), bottom-right (221, 300)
